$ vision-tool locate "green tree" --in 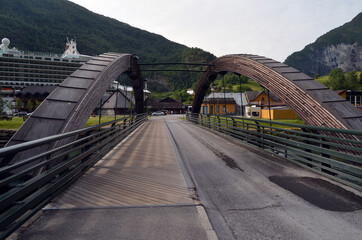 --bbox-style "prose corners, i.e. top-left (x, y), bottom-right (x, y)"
top-left (345, 70), bottom-right (359, 90)
top-left (314, 73), bottom-right (319, 79)
top-left (240, 75), bottom-right (249, 84)
top-left (327, 68), bottom-right (345, 90)
top-left (129, 101), bottom-right (134, 114)
top-left (15, 98), bottom-right (23, 112)
top-left (26, 100), bottom-right (34, 112)
top-left (35, 99), bottom-right (41, 108)
top-left (357, 72), bottom-right (362, 84)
